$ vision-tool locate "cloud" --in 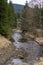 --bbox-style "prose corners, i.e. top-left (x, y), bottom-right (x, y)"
top-left (8, 0), bottom-right (31, 5)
